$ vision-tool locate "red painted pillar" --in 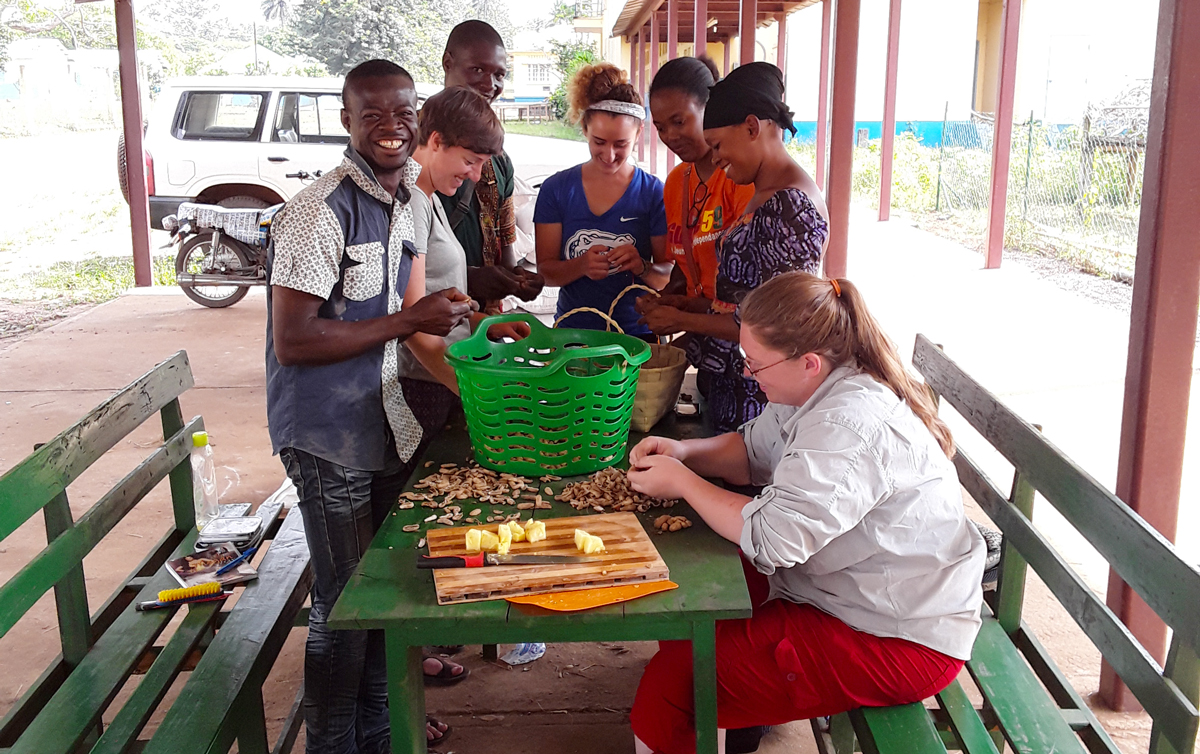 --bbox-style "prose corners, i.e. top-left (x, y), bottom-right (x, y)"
top-left (650, 11), bottom-right (661, 175)
top-left (115, 0), bottom-right (152, 287)
top-left (983, 0), bottom-right (1022, 269)
top-left (666, 0), bottom-right (679, 172)
top-left (815, 0), bottom-right (833, 191)
top-left (635, 30), bottom-right (645, 162)
top-left (879, 0), bottom-right (901, 221)
top-left (1101, 0), bottom-right (1200, 713)
top-left (776, 14), bottom-right (788, 78)
top-left (823, 0), bottom-right (860, 278)
top-left (739, 0), bottom-right (757, 65)
top-left (694, 0), bottom-right (708, 58)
